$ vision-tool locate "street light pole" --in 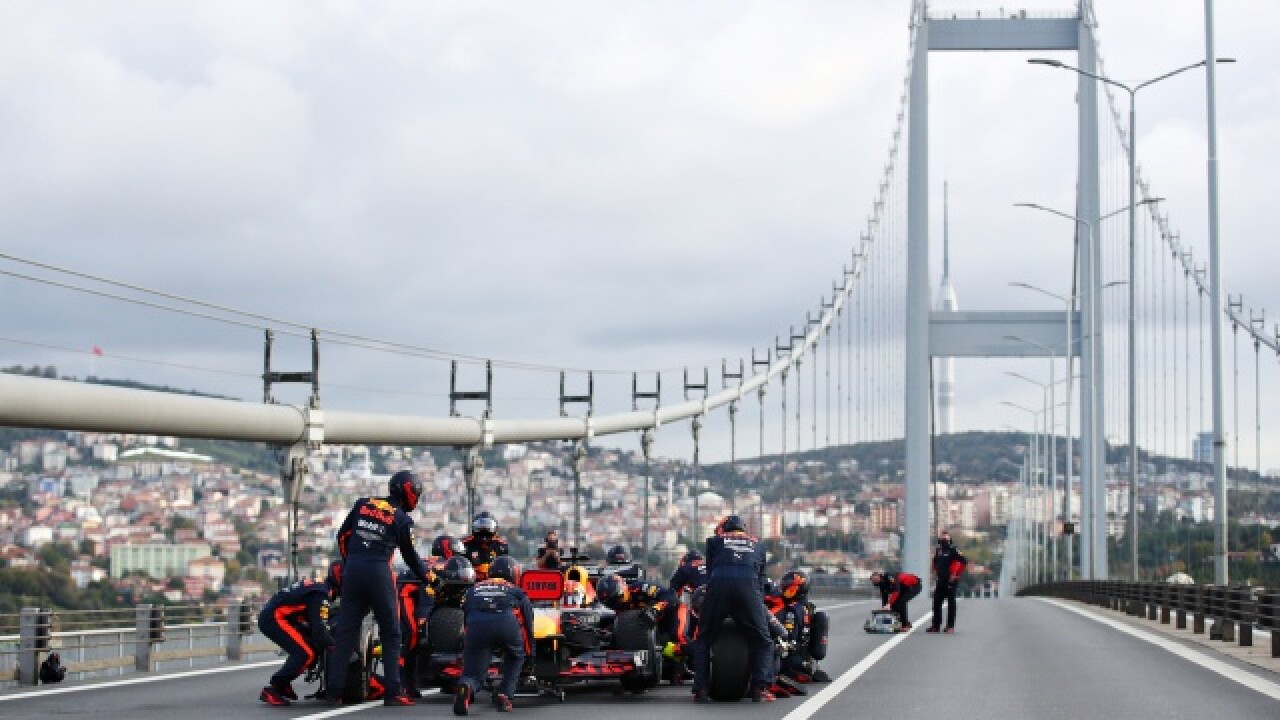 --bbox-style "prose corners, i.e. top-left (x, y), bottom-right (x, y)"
top-left (1204, 0), bottom-right (1231, 587)
top-left (1007, 361), bottom-right (1057, 581)
top-left (1010, 285), bottom-right (1073, 579)
top-left (1003, 400), bottom-right (1043, 583)
top-left (1030, 56), bottom-right (1235, 581)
